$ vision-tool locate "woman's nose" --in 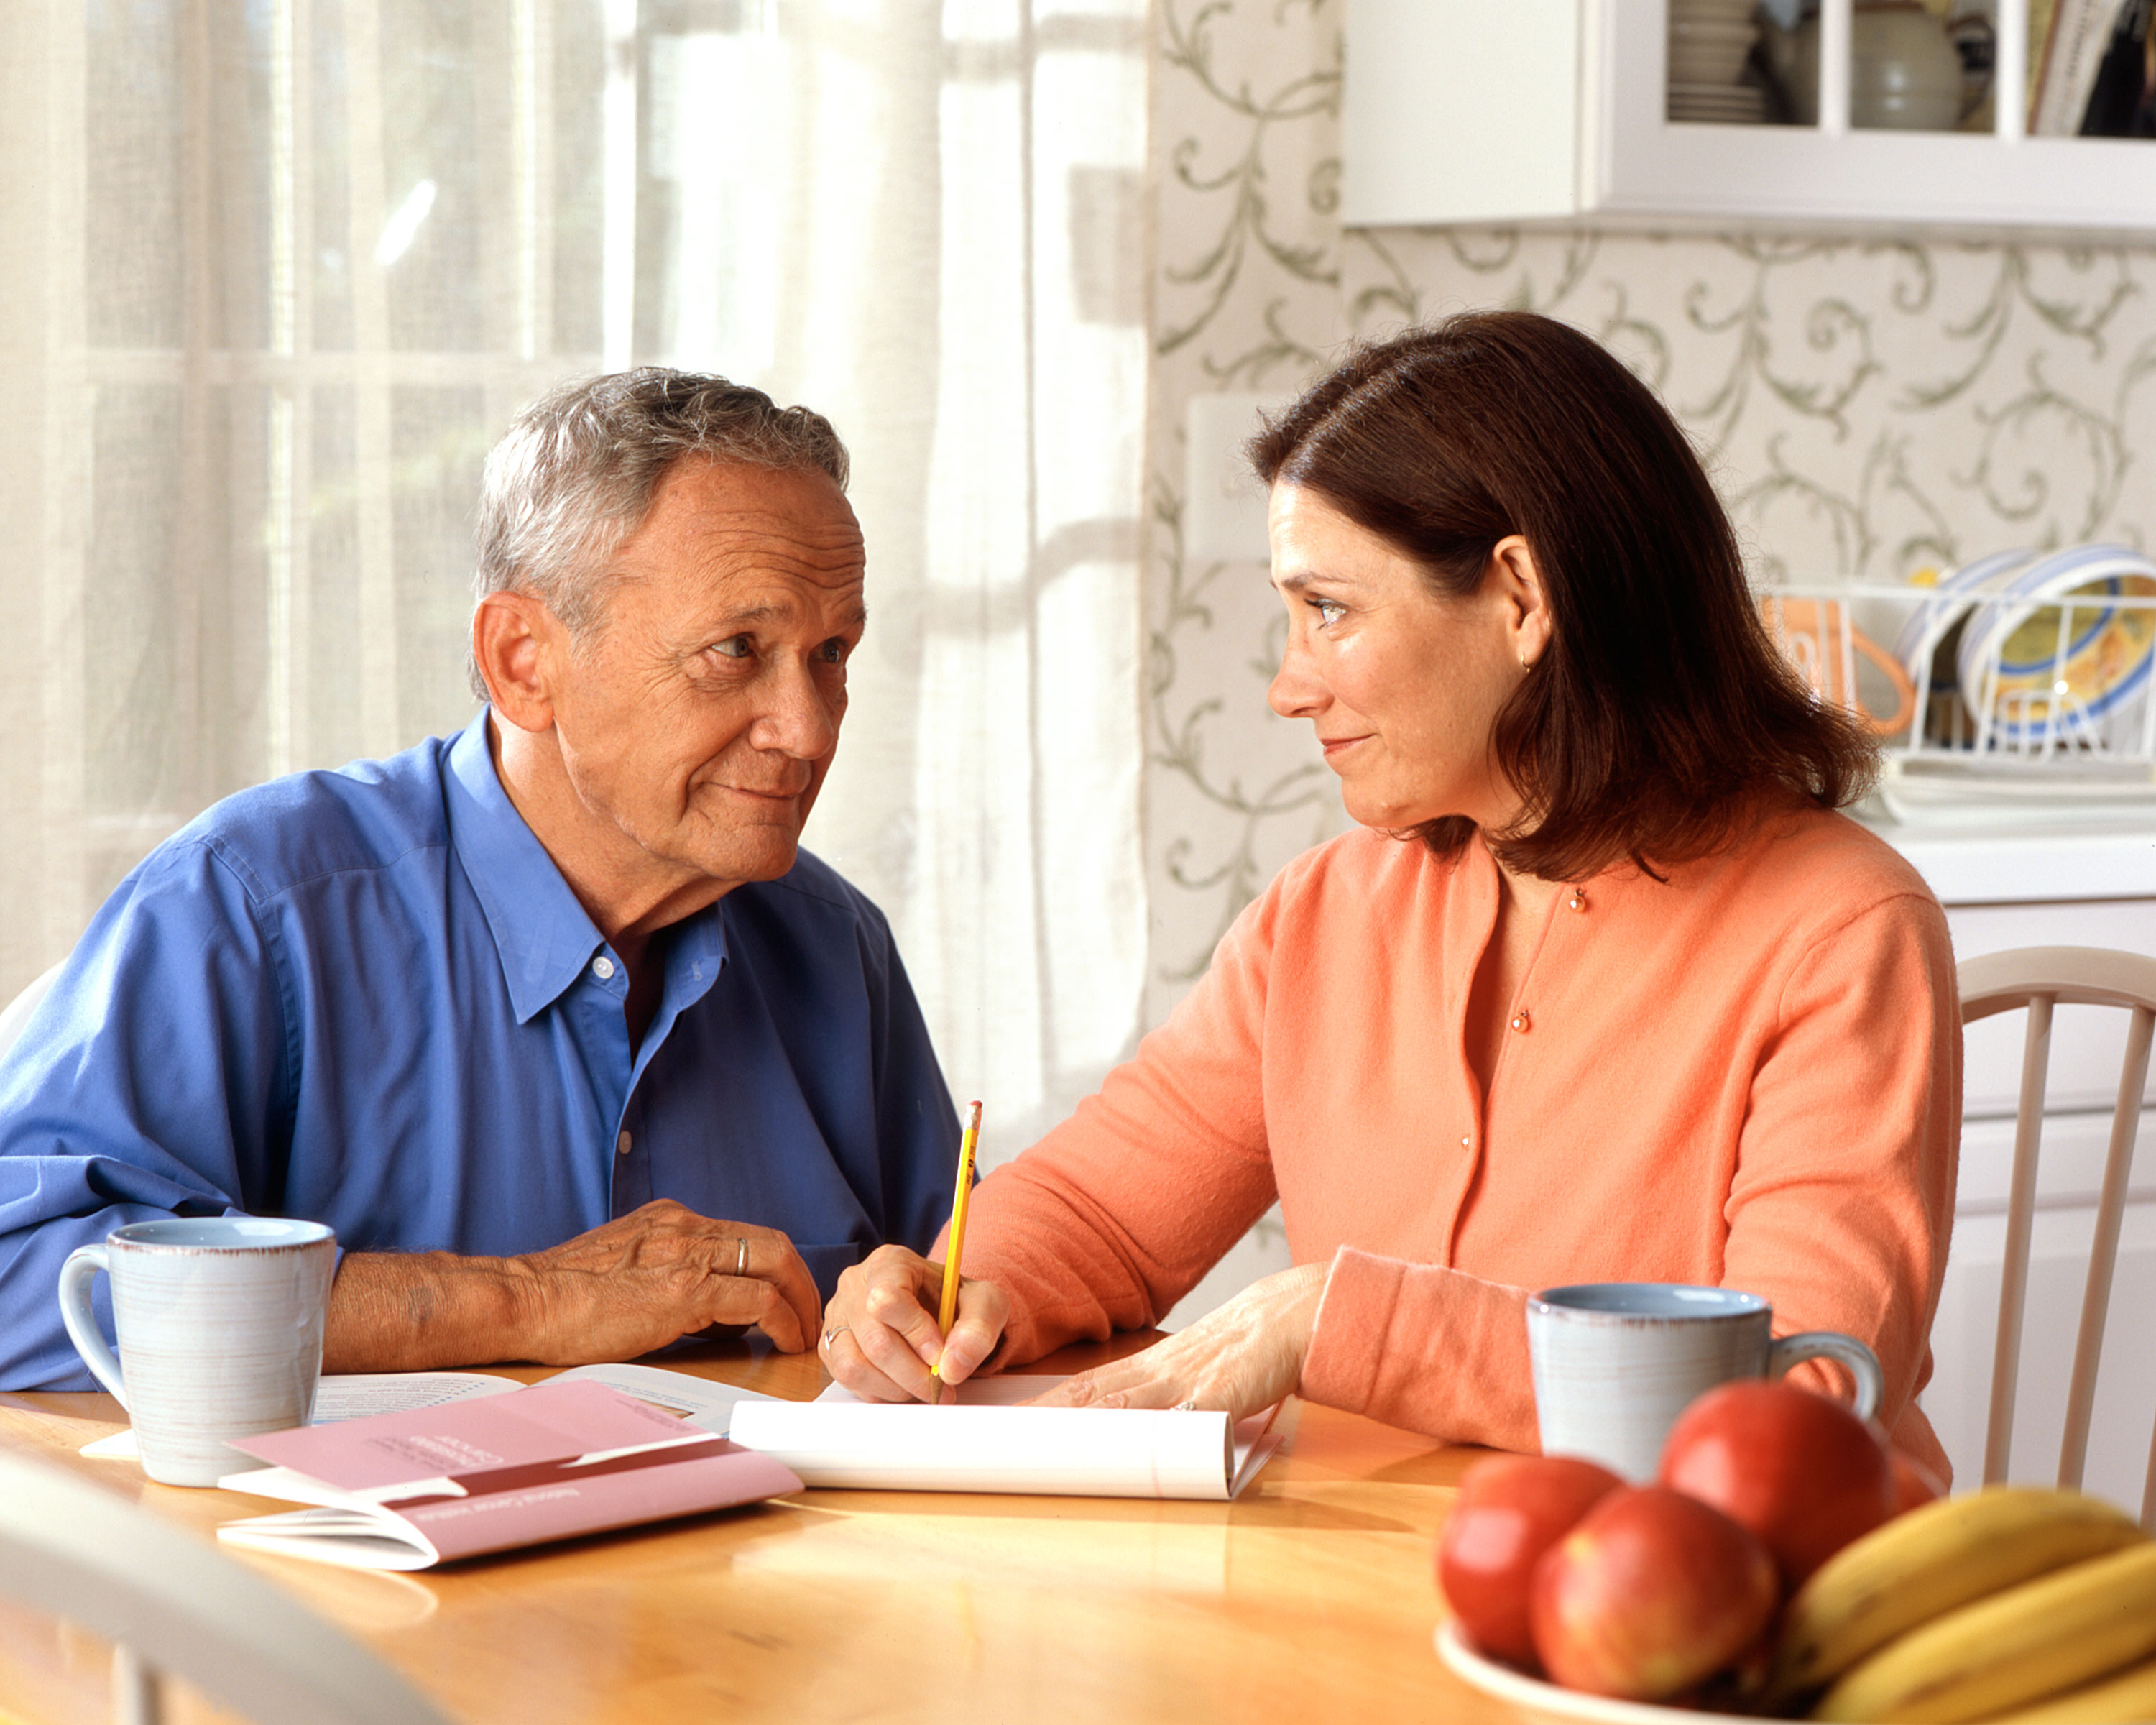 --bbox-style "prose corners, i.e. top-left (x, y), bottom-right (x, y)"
top-left (1268, 640), bottom-right (1325, 719)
